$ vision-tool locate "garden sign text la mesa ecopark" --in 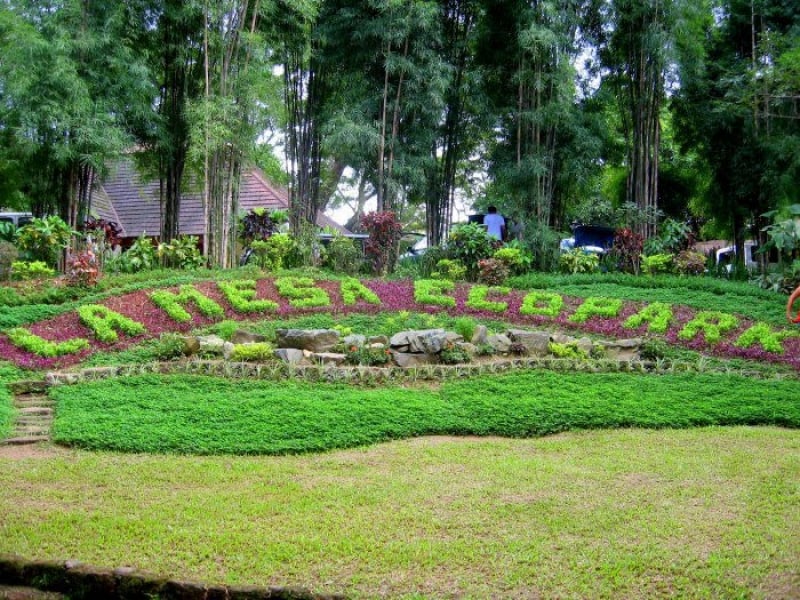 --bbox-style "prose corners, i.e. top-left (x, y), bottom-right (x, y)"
top-left (1, 276), bottom-right (798, 371)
